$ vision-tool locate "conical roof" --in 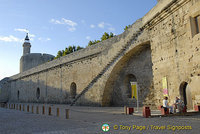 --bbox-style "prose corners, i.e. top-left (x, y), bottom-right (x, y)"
top-left (25, 33), bottom-right (29, 41)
